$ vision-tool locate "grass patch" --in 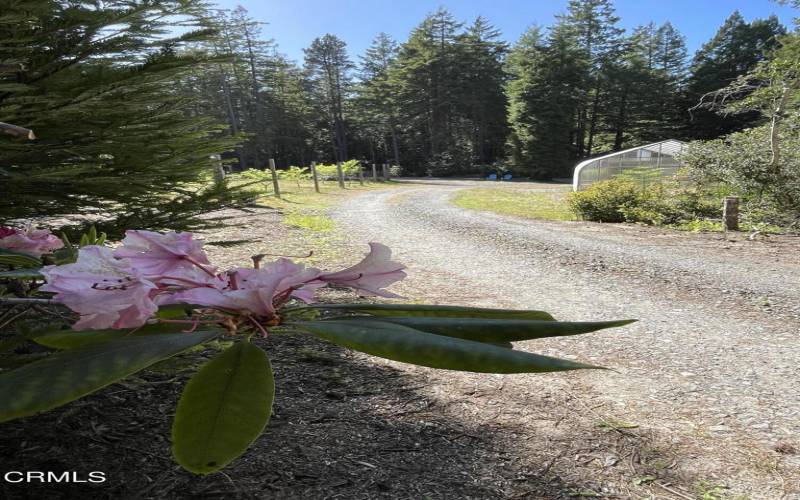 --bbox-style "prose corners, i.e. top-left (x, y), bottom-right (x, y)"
top-left (452, 187), bottom-right (574, 221)
top-left (284, 213), bottom-right (334, 232)
top-left (226, 175), bottom-right (400, 263)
